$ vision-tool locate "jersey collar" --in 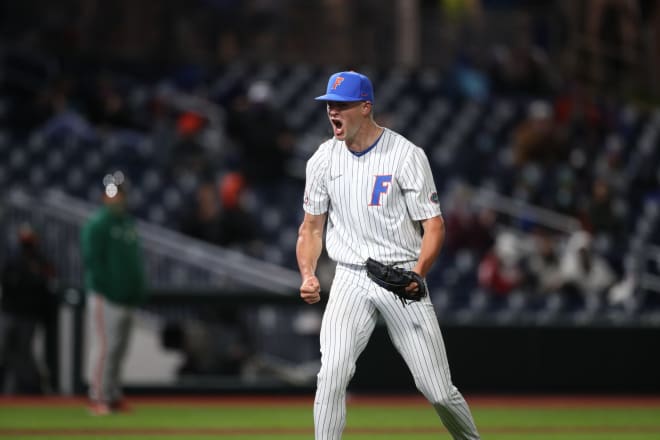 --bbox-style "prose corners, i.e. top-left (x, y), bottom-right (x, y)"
top-left (349, 129), bottom-right (385, 157)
